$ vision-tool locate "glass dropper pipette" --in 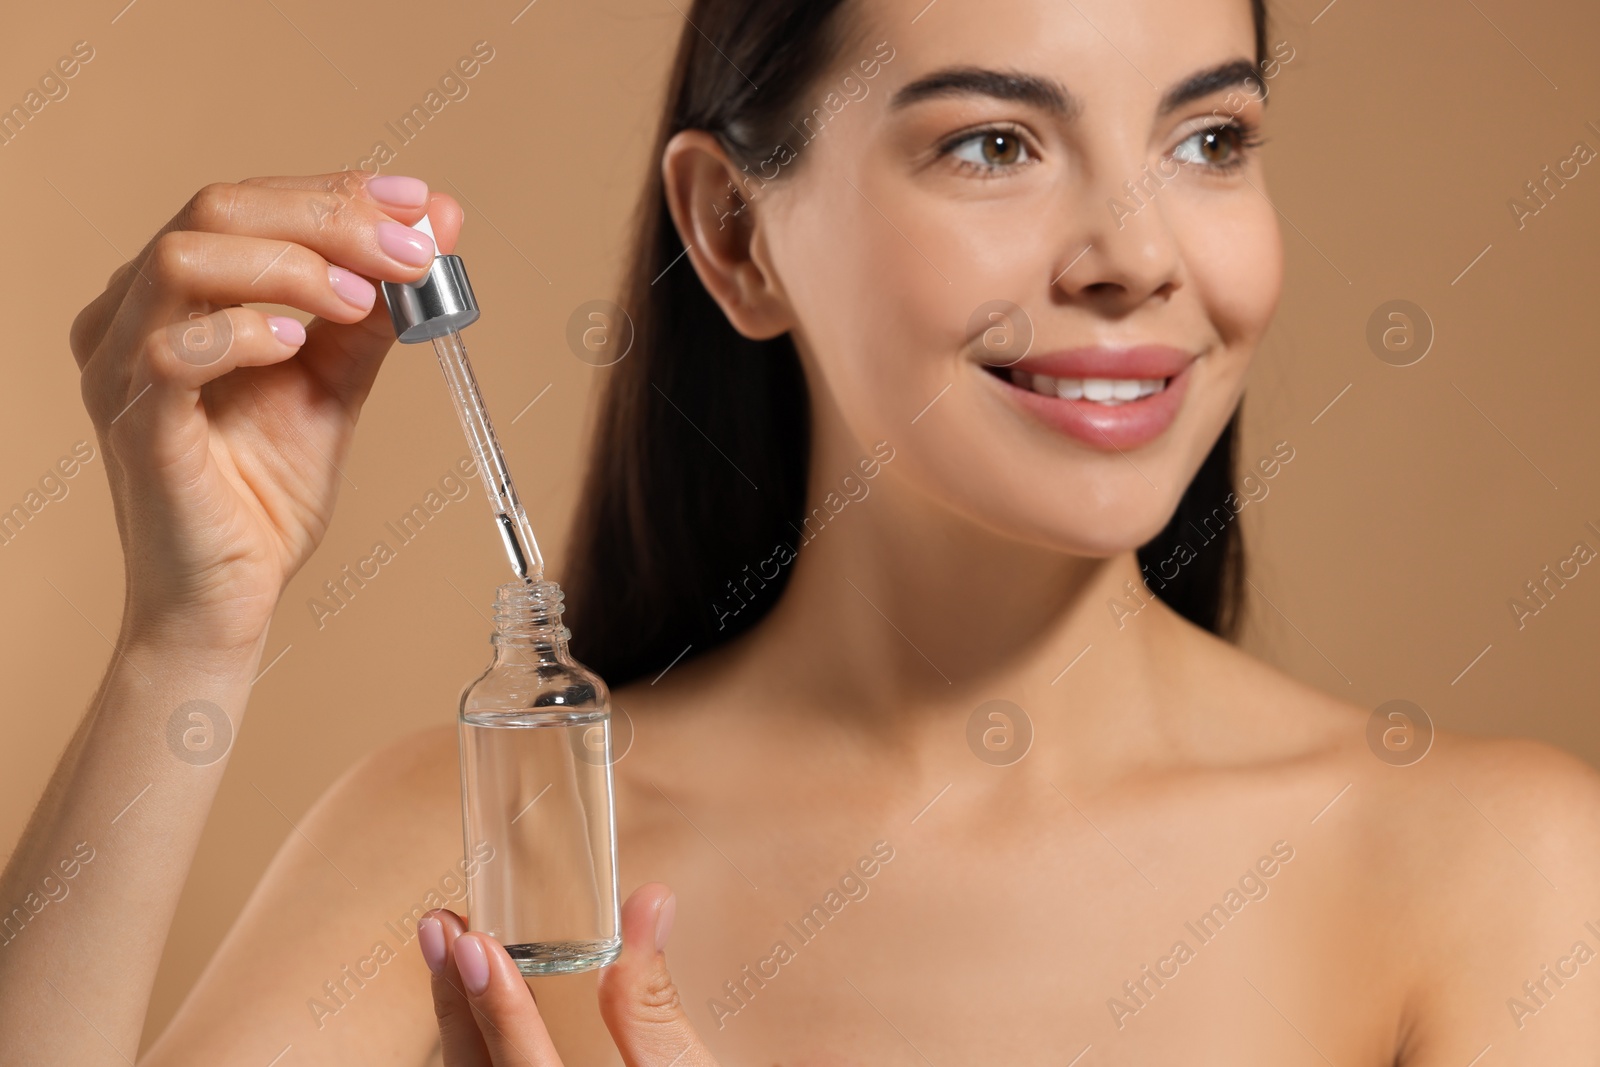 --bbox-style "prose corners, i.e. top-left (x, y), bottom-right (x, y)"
top-left (430, 325), bottom-right (543, 582)
top-left (378, 211), bottom-right (544, 583)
